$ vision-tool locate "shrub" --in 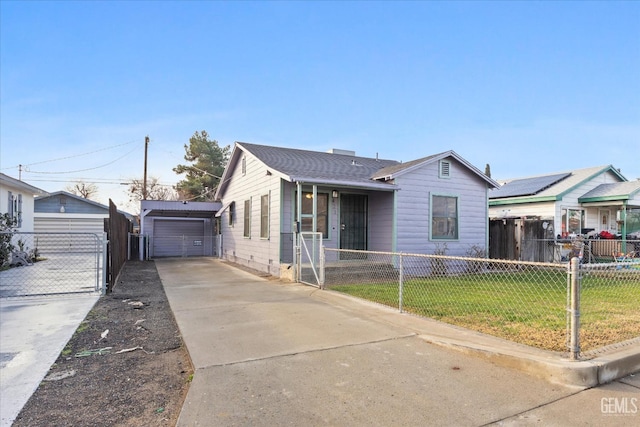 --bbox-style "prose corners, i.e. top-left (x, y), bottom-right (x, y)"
top-left (0, 213), bottom-right (17, 267)
top-left (430, 243), bottom-right (448, 276)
